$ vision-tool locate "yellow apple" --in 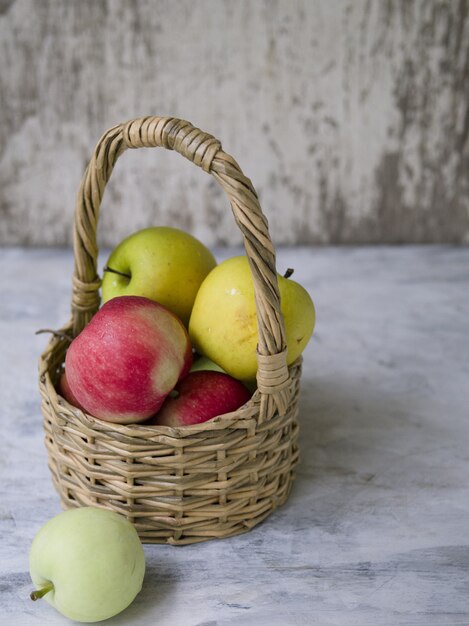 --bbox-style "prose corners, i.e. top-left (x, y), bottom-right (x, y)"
top-left (101, 227), bottom-right (216, 326)
top-left (189, 256), bottom-right (315, 382)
